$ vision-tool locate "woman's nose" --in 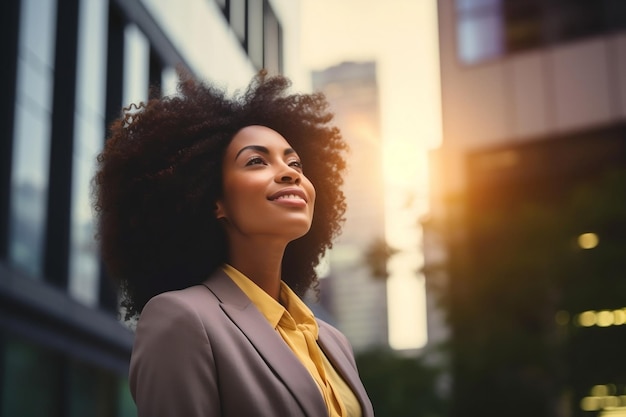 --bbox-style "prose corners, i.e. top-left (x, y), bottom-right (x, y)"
top-left (276, 166), bottom-right (301, 184)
